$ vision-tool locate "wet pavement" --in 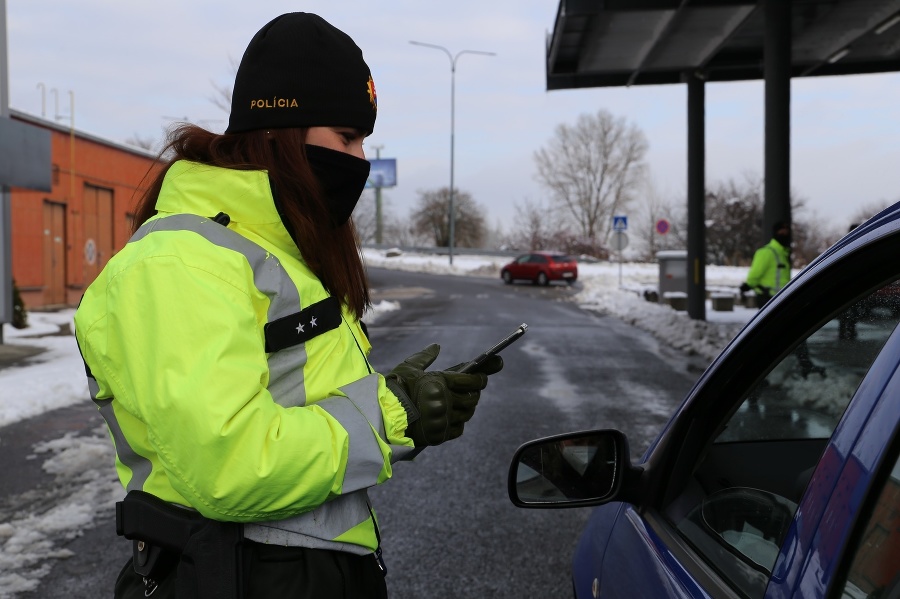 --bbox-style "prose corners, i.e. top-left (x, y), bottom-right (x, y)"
top-left (0, 342), bottom-right (44, 370)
